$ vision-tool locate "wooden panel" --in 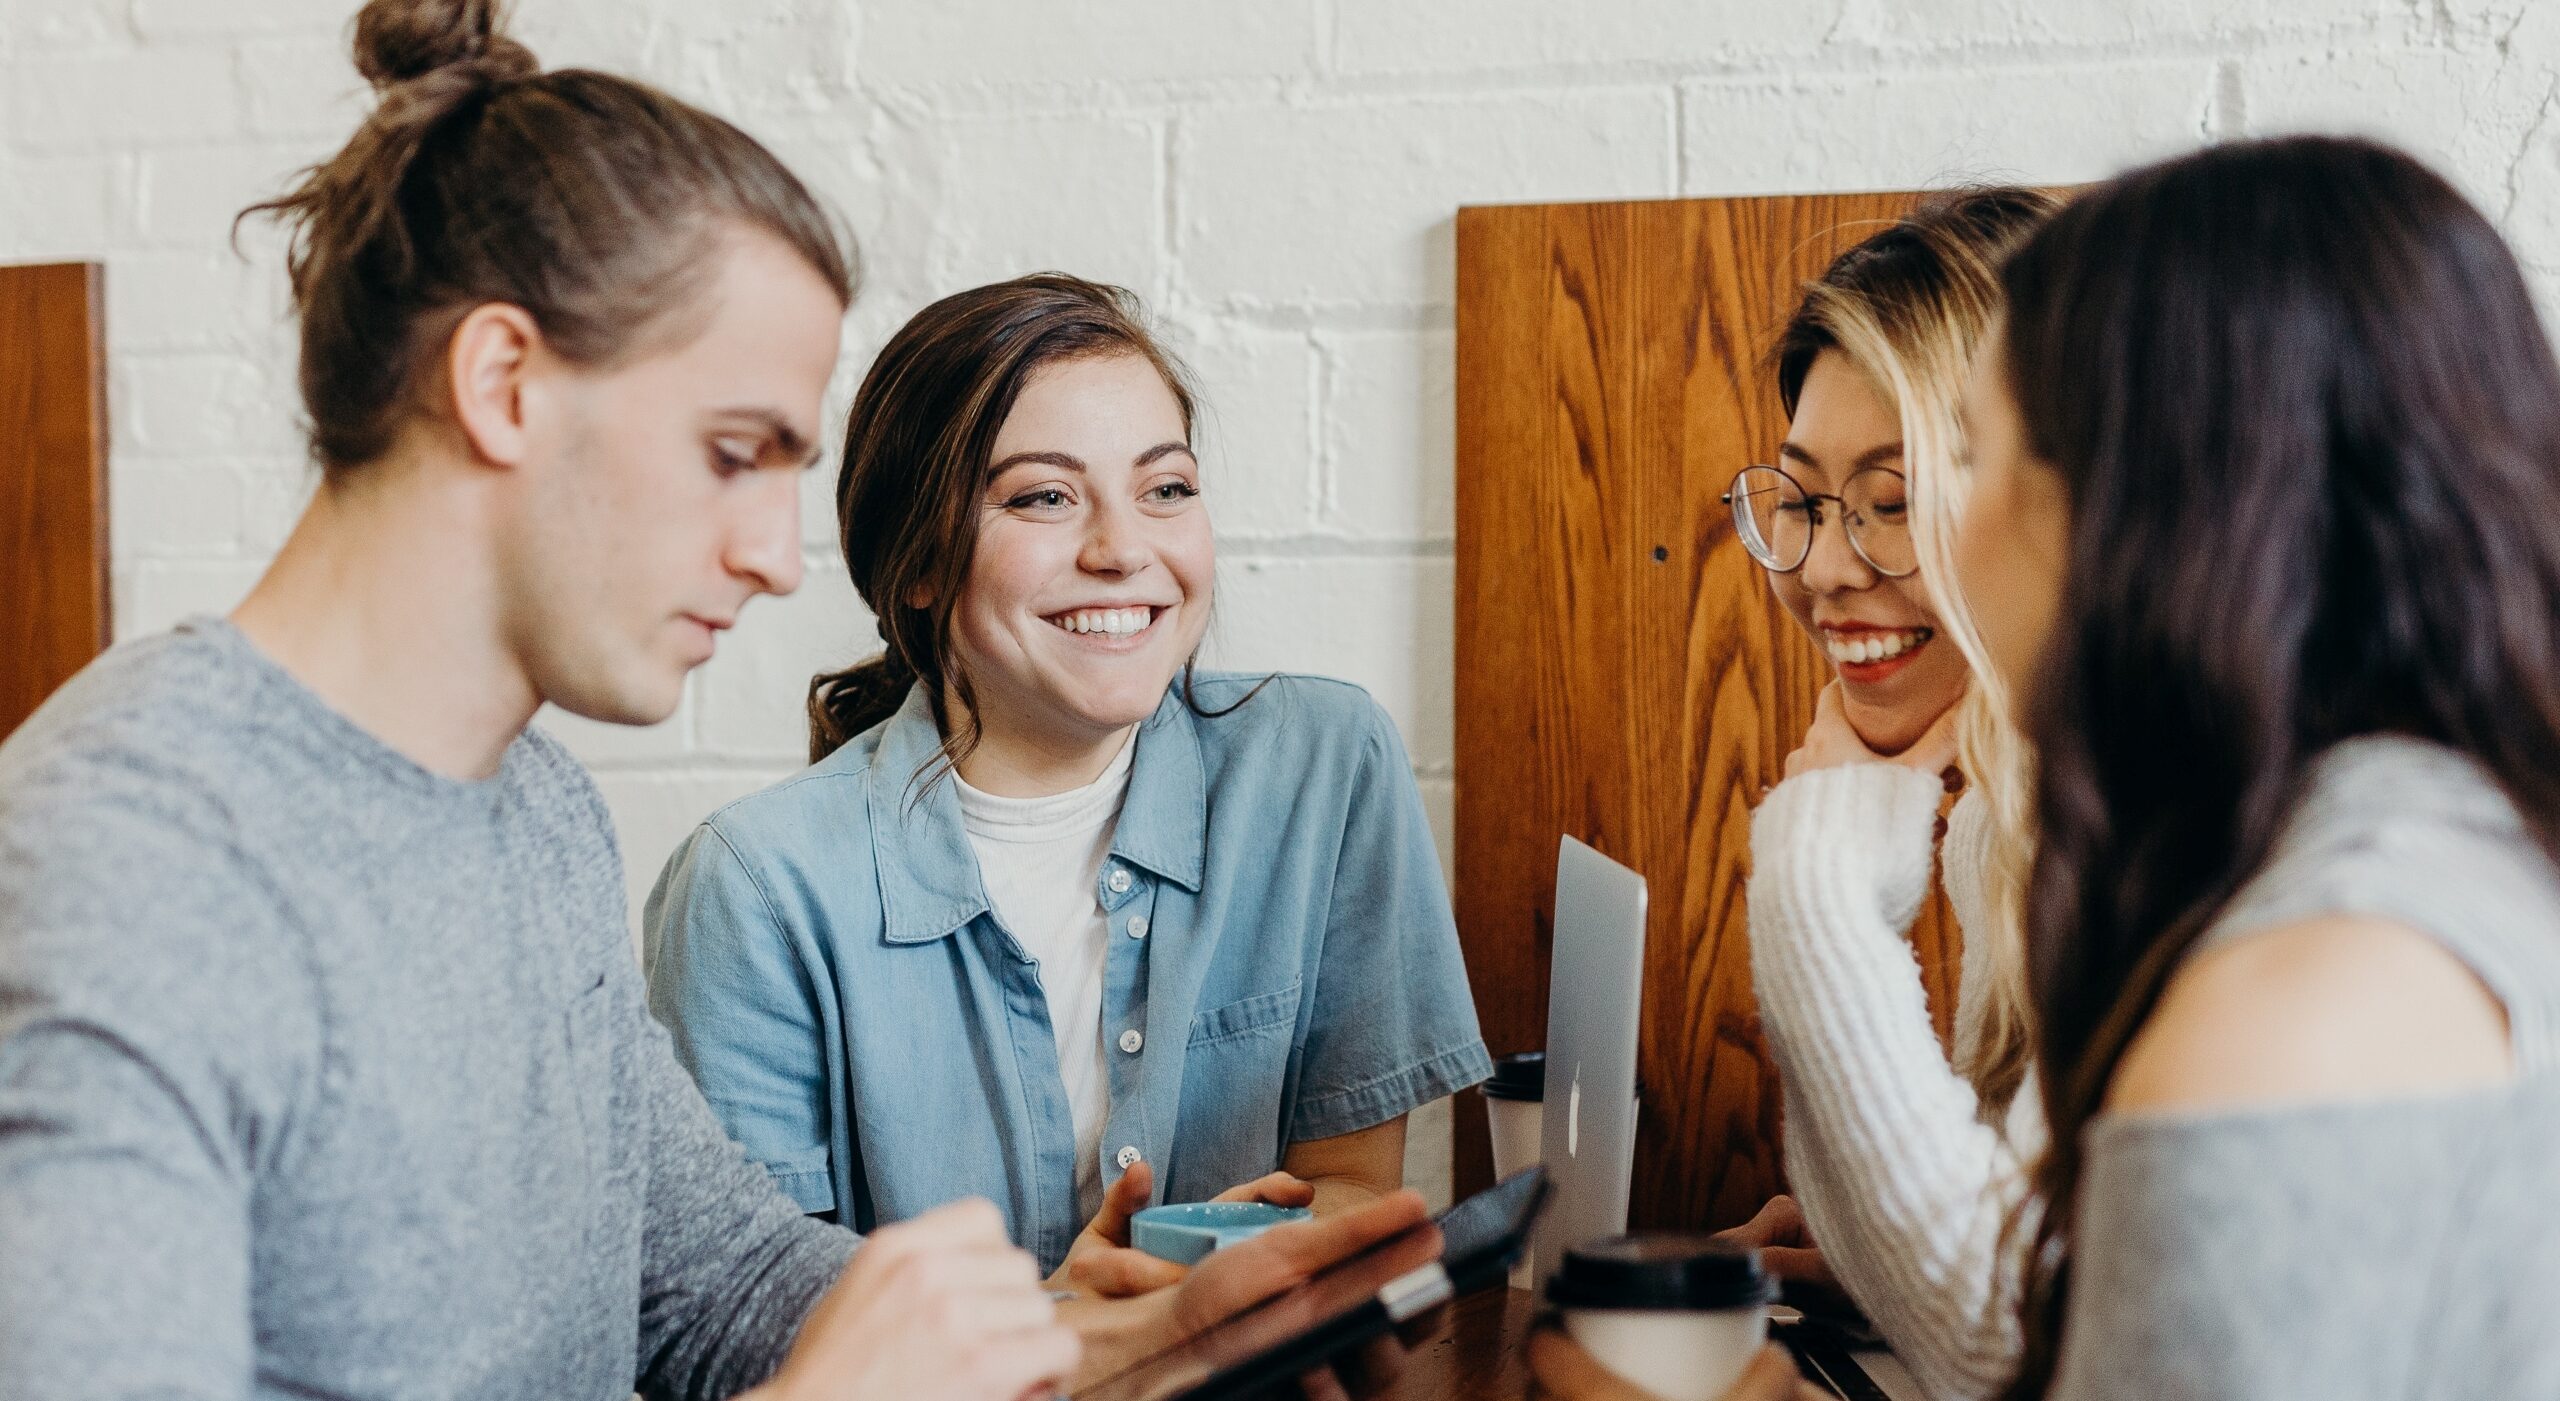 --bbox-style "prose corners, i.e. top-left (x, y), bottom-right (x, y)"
top-left (1, 262), bottom-right (111, 742)
top-left (1452, 195), bottom-right (1962, 1230)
